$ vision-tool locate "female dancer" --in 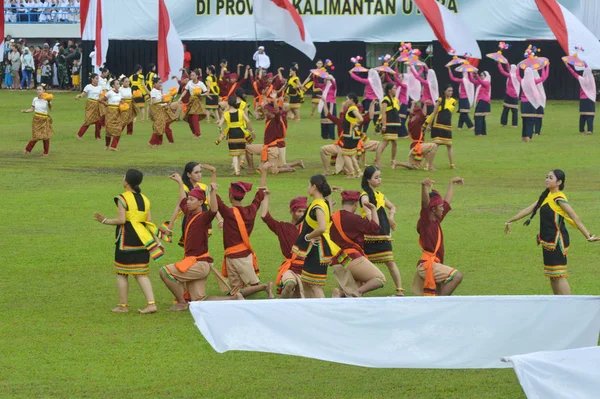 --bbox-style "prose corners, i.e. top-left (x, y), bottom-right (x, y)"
top-left (447, 66), bottom-right (474, 130)
top-left (564, 60), bottom-right (596, 135)
top-left (505, 169), bottom-right (598, 294)
top-left (93, 169), bottom-right (162, 313)
top-left (374, 83), bottom-right (403, 167)
top-left (179, 69), bottom-right (208, 138)
top-left (301, 59), bottom-right (324, 118)
top-left (292, 174), bottom-right (339, 298)
top-left (388, 67), bottom-right (409, 137)
top-left (119, 76), bottom-right (137, 135)
top-left (75, 73), bottom-right (103, 140)
top-left (497, 63), bottom-right (520, 128)
top-left (102, 79), bottom-right (124, 150)
top-left (469, 71), bottom-right (491, 136)
top-left (205, 65), bottom-right (221, 122)
top-left (217, 96), bottom-right (255, 176)
top-left (285, 67), bottom-right (302, 121)
top-left (235, 88), bottom-right (250, 120)
top-left (424, 85), bottom-right (457, 169)
top-left (349, 67), bottom-right (378, 132)
top-left (22, 85), bottom-right (53, 156)
top-left (360, 166), bottom-right (404, 295)
top-left (410, 65), bottom-right (434, 115)
top-left (148, 79), bottom-right (176, 147)
top-left (129, 64), bottom-right (150, 122)
top-left (145, 63), bottom-right (157, 91)
top-left (517, 65), bottom-right (549, 142)
top-left (314, 72), bottom-right (337, 140)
